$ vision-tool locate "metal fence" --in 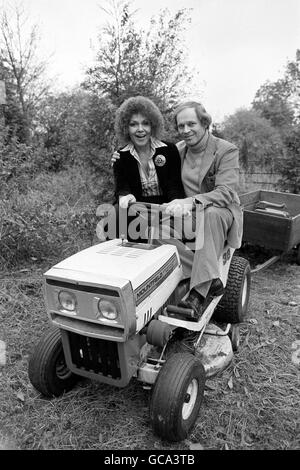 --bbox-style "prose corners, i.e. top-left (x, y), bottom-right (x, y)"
top-left (239, 170), bottom-right (281, 192)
